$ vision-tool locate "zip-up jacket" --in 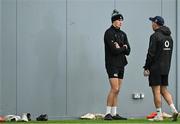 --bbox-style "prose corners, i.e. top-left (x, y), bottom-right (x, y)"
top-left (104, 25), bottom-right (130, 67)
top-left (144, 26), bottom-right (173, 75)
